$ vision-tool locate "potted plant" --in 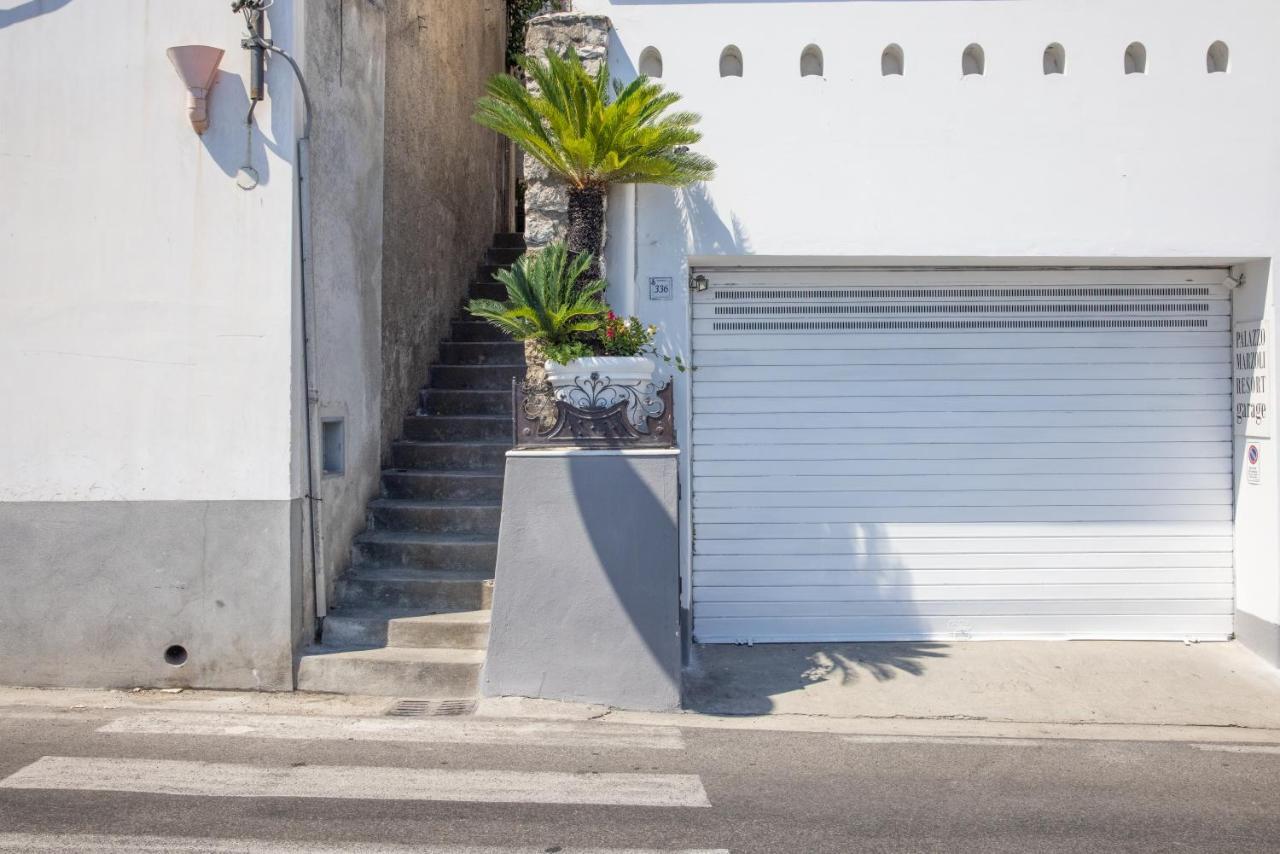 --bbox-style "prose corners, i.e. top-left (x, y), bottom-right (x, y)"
top-left (466, 240), bottom-right (609, 380)
top-left (467, 242), bottom-right (667, 431)
top-left (473, 45), bottom-right (716, 278)
top-left (544, 311), bottom-right (659, 395)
